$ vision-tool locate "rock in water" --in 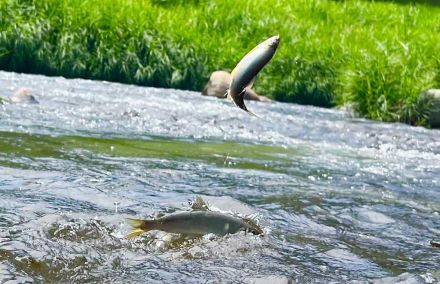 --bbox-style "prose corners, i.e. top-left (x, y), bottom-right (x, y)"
top-left (336, 102), bottom-right (358, 118)
top-left (10, 88), bottom-right (39, 104)
top-left (370, 272), bottom-right (427, 284)
top-left (421, 89), bottom-right (440, 128)
top-left (201, 71), bottom-right (270, 101)
top-left (246, 275), bottom-right (294, 284)
top-left (202, 71), bottom-right (230, 98)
